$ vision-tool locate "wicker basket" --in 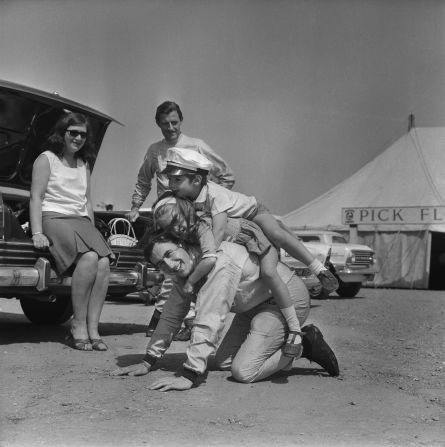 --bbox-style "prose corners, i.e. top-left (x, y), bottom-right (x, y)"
top-left (107, 218), bottom-right (138, 247)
